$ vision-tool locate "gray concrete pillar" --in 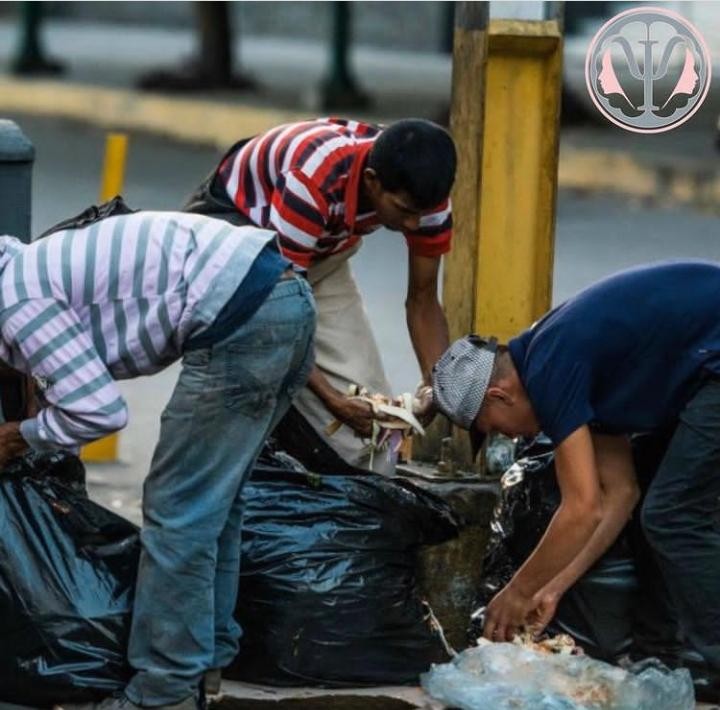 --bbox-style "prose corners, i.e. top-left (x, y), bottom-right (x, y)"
top-left (0, 120), bottom-right (34, 243)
